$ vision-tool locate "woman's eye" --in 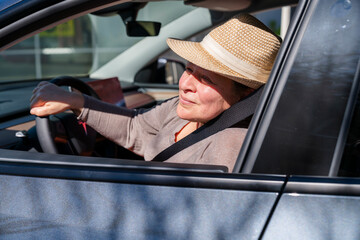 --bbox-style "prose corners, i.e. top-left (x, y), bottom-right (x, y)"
top-left (201, 76), bottom-right (214, 85)
top-left (186, 67), bottom-right (193, 74)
